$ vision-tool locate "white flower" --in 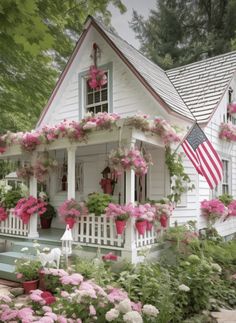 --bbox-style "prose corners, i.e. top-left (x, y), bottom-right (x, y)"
top-left (123, 311), bottom-right (143, 323)
top-left (21, 247), bottom-right (28, 252)
top-left (117, 299), bottom-right (132, 314)
top-left (211, 263), bottom-right (222, 273)
top-left (142, 304), bottom-right (159, 317)
top-left (39, 191), bottom-right (48, 200)
top-left (105, 309), bottom-right (120, 322)
top-left (33, 243), bottom-right (41, 248)
top-left (178, 284), bottom-right (190, 292)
